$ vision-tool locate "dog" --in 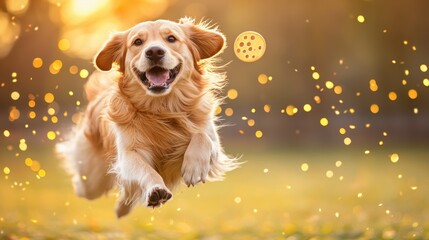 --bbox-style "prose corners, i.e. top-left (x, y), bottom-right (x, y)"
top-left (56, 17), bottom-right (239, 218)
